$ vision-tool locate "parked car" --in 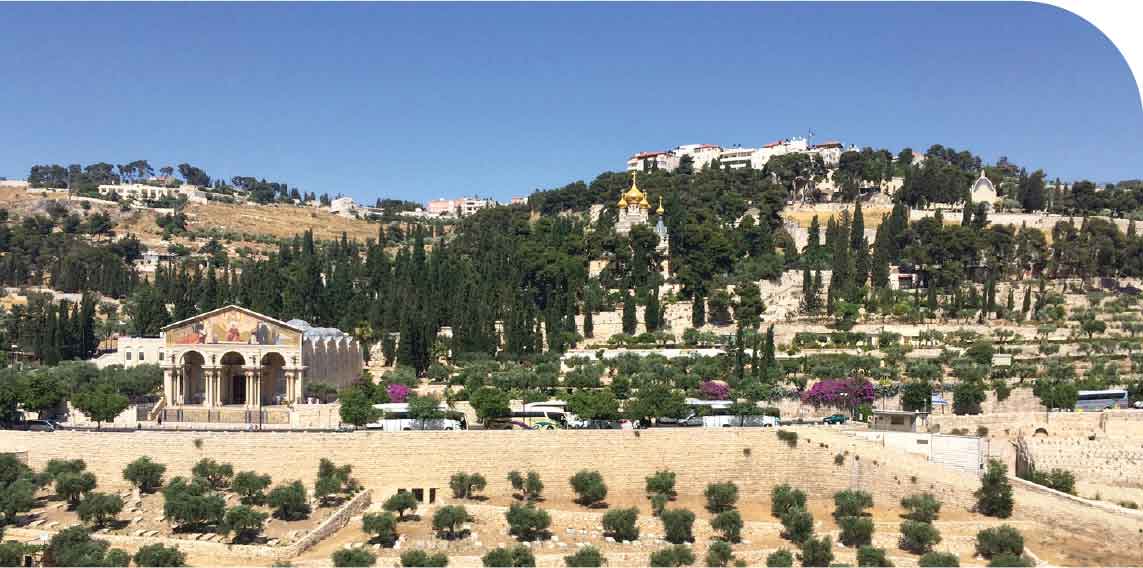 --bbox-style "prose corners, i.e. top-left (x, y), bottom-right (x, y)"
top-left (703, 415), bottom-right (779, 428)
top-left (573, 419), bottom-right (624, 430)
top-left (2, 419), bottom-right (58, 432)
top-left (822, 414), bottom-right (849, 425)
top-left (653, 414), bottom-right (704, 428)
